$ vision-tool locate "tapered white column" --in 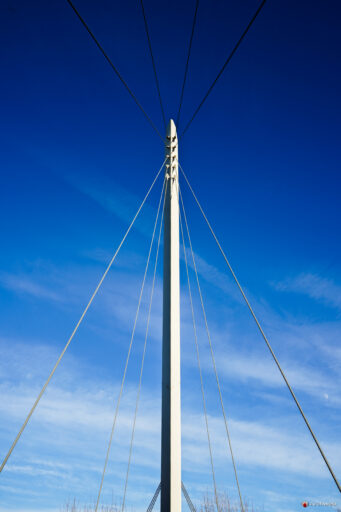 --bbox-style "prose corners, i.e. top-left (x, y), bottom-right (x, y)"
top-left (161, 119), bottom-right (181, 512)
